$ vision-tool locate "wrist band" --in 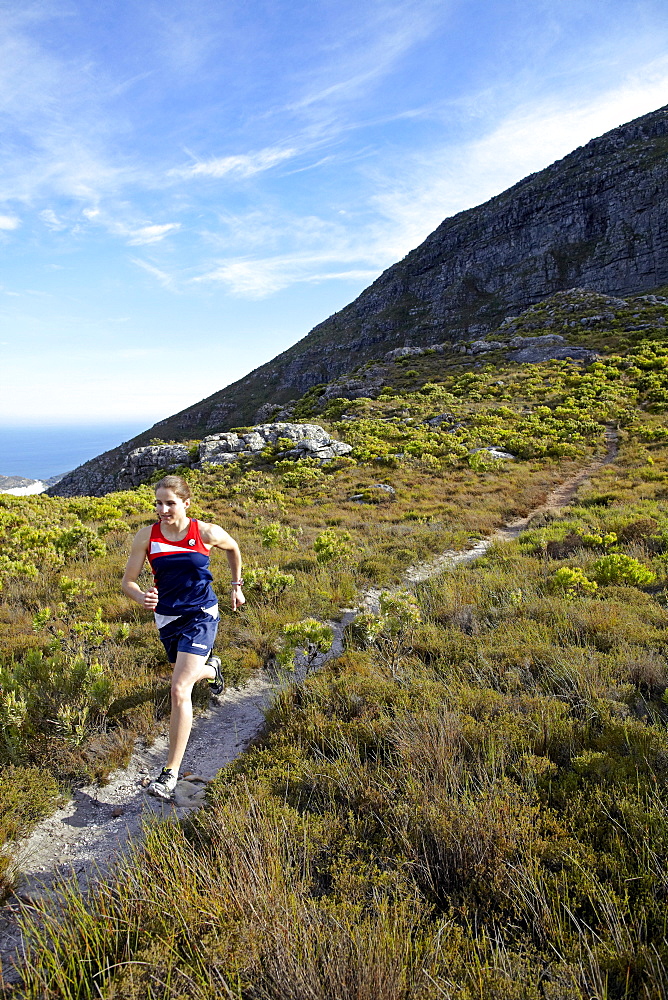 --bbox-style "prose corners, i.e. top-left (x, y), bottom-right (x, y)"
top-left (231, 580), bottom-right (244, 586)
